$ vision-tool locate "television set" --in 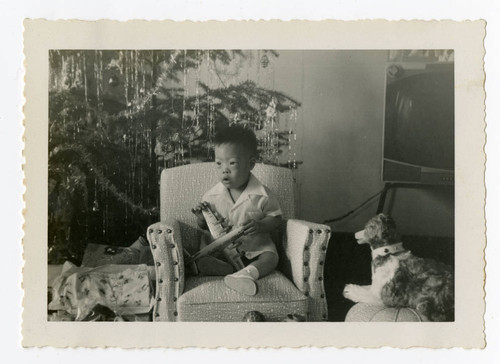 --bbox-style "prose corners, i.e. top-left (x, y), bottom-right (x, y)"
top-left (382, 62), bottom-right (454, 185)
